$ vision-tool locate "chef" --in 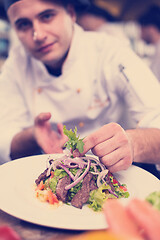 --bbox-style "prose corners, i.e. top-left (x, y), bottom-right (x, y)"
top-left (0, 0), bottom-right (160, 178)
